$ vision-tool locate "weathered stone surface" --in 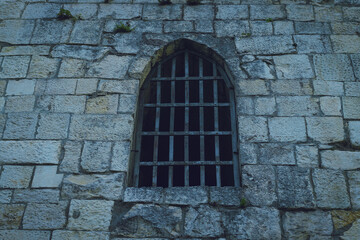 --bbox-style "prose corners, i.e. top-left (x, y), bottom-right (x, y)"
top-left (0, 20), bottom-right (35, 44)
top-left (209, 187), bottom-right (242, 206)
top-left (238, 116), bottom-right (268, 142)
top-left (59, 141), bottom-right (82, 173)
top-left (52, 231), bottom-right (110, 240)
top-left (250, 5), bottom-right (286, 20)
top-left (44, 78), bottom-right (78, 94)
top-left (22, 3), bottom-right (59, 19)
top-left (63, 4), bottom-right (98, 20)
top-left (332, 22), bottom-right (360, 35)
top-left (0, 191), bottom-right (12, 203)
top-left (86, 95), bottom-right (118, 114)
top-left (164, 187), bottom-right (207, 205)
top-left (236, 97), bottom-right (254, 115)
top-left (283, 211), bottom-right (333, 239)
top-left (296, 145), bottom-right (319, 167)
top-left (58, 59), bottom-right (86, 77)
top-left (271, 79), bottom-right (313, 96)
top-left (31, 20), bottom-right (72, 44)
top-left (351, 54), bottom-right (360, 79)
top-left (62, 173), bottom-right (125, 200)
top-left (184, 5), bottom-right (214, 20)
top-left (86, 55), bottom-right (133, 79)
top-left (69, 114), bottom-right (133, 141)
top-left (53, 95), bottom-right (86, 113)
top-left (258, 143), bottom-right (296, 165)
top-left (143, 4), bottom-right (182, 20)
top-left (274, 21), bottom-right (294, 35)
top-left (313, 168), bottom-right (350, 209)
top-left (269, 117), bottom-right (306, 142)
top-left (124, 187), bottom-right (164, 203)
top-left (70, 21), bottom-right (102, 45)
top-left (37, 113), bottom-right (70, 139)
top-left (294, 35), bottom-right (332, 54)
top-left (343, 7), bottom-right (360, 21)
top-left (0, 141), bottom-right (61, 164)
top-left (185, 205), bottom-right (223, 237)
top-left (342, 218), bottom-right (360, 240)
top-left (0, 56), bottom-right (31, 79)
top-left (0, 230), bottom-right (50, 240)
top-left (287, 4), bottom-right (314, 21)
top-left (278, 166), bottom-right (315, 208)
top-left (51, 45), bottom-right (110, 61)
top-left (223, 207), bottom-right (281, 239)
top-left (214, 21), bottom-right (249, 37)
top-left (251, 21), bottom-right (273, 36)
top-left (349, 121), bottom-right (360, 146)
top-left (0, 0), bottom-right (25, 19)
top-left (111, 203), bottom-right (182, 237)
top-left (5, 96), bottom-right (35, 112)
top-left (76, 79), bottom-right (98, 95)
top-left (321, 151), bottom-right (360, 170)
top-left (6, 80), bottom-right (35, 96)
top-left (315, 6), bottom-right (343, 22)
top-left (239, 143), bottom-right (257, 164)
top-left (0, 165), bottom-right (33, 189)
top-left (237, 79), bottom-right (269, 95)
top-left (331, 35), bottom-right (360, 53)
top-left (295, 22), bottom-right (331, 34)
top-left (13, 189), bottom-right (59, 203)
top-left (277, 96), bottom-right (319, 116)
top-left (274, 55), bottom-right (314, 79)
top-left (105, 32), bottom-right (141, 54)
top-left (98, 4), bottom-right (142, 19)
top-left (320, 96), bottom-right (342, 116)
top-left (348, 171), bottom-right (360, 209)
top-left (32, 166), bottom-right (63, 188)
top-left (314, 54), bottom-right (355, 81)
top-left (242, 165), bottom-right (276, 206)
top-left (242, 60), bottom-right (274, 79)
top-left (343, 97), bottom-right (360, 119)
top-left (3, 113), bottom-right (38, 139)
top-left (254, 97), bottom-right (275, 115)
top-left (313, 80), bottom-right (344, 96)
top-left (235, 36), bottom-right (296, 55)
top-left (0, 204), bottom-right (25, 229)
top-left (306, 117), bottom-right (344, 143)
top-left (23, 202), bottom-right (67, 229)
top-left (216, 5), bottom-right (248, 20)
top-left (81, 141), bottom-right (112, 172)
top-left (331, 210), bottom-right (360, 230)
top-left (0, 45), bottom-right (50, 56)
top-left (118, 94), bottom-right (137, 113)
top-left (111, 141), bottom-right (131, 172)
